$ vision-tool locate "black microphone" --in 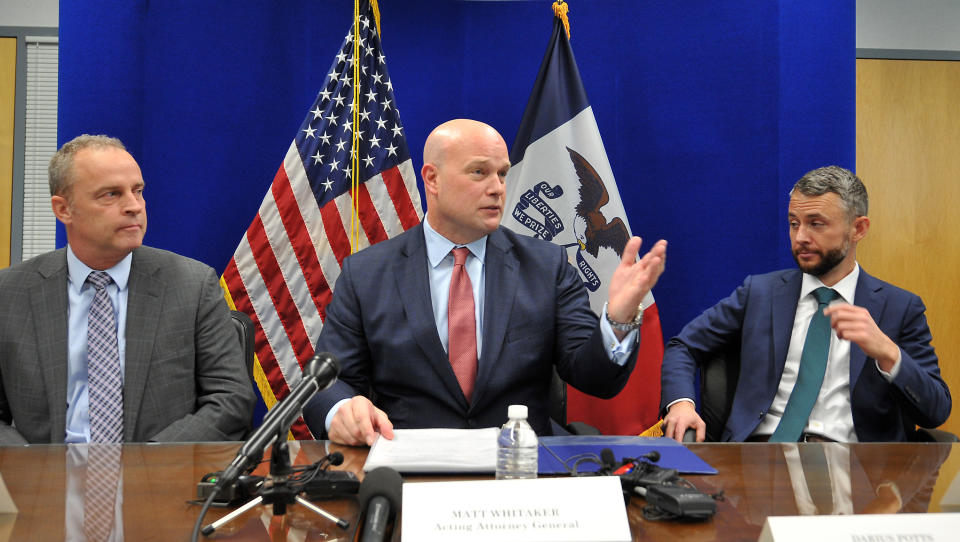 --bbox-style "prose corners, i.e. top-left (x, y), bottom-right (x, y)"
top-left (327, 451), bottom-right (344, 466)
top-left (216, 352), bottom-right (340, 491)
top-left (600, 448), bottom-right (617, 474)
top-left (358, 467), bottom-right (403, 542)
top-left (641, 450), bottom-right (661, 462)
